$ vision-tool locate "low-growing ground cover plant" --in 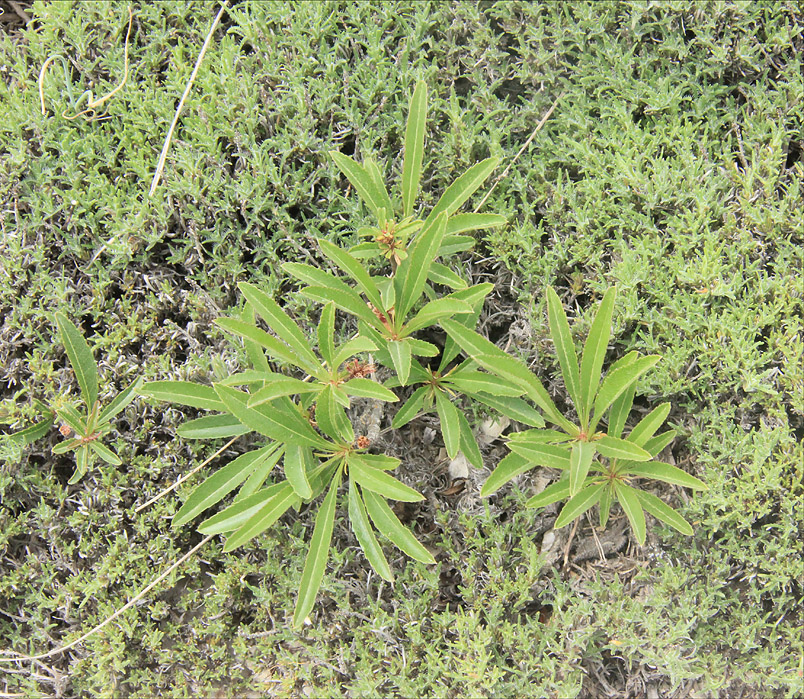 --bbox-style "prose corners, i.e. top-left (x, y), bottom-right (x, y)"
top-left (3, 313), bottom-right (140, 483)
